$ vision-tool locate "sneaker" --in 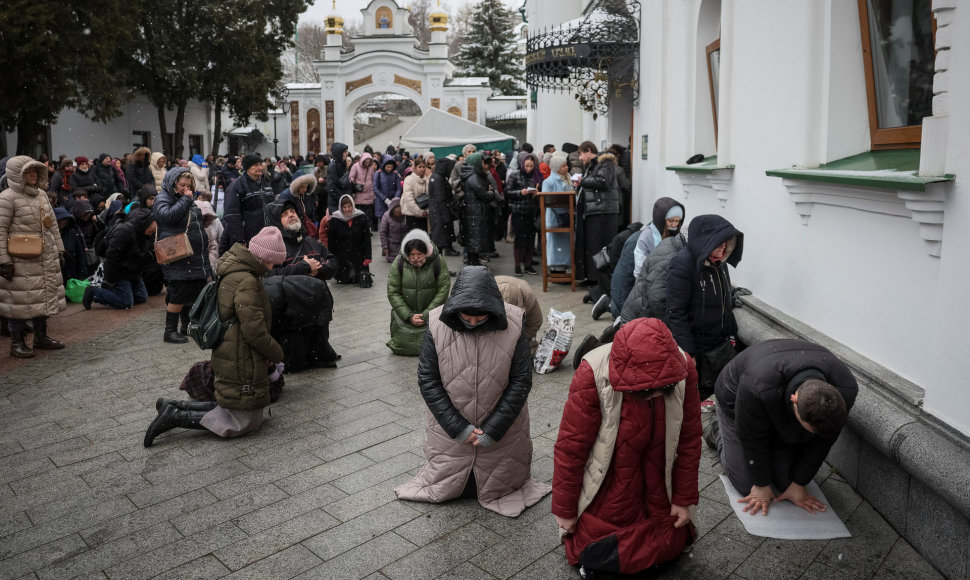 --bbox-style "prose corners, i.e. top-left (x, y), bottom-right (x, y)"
top-left (703, 414), bottom-right (720, 450)
top-left (523, 266), bottom-right (538, 275)
top-left (591, 293), bottom-right (610, 320)
top-left (700, 398), bottom-right (717, 413)
top-left (514, 265), bottom-right (523, 277)
top-left (82, 285), bottom-right (95, 310)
